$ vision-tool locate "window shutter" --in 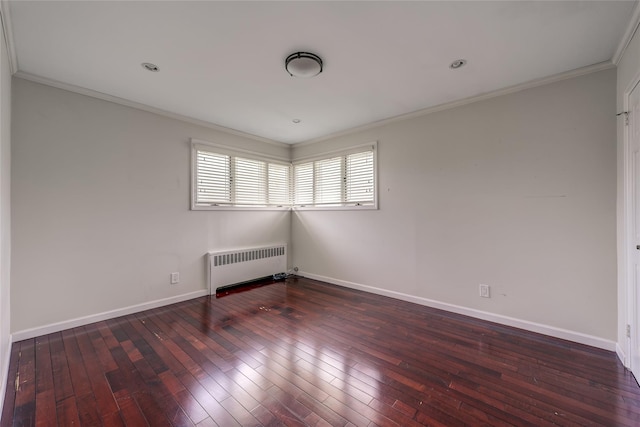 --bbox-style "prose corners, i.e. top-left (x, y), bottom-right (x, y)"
top-left (192, 140), bottom-right (375, 210)
top-left (195, 150), bottom-right (231, 205)
top-left (346, 151), bottom-right (374, 204)
top-left (234, 157), bottom-right (267, 205)
top-left (268, 163), bottom-right (290, 206)
top-left (294, 162), bottom-right (313, 205)
top-left (314, 156), bottom-right (343, 205)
